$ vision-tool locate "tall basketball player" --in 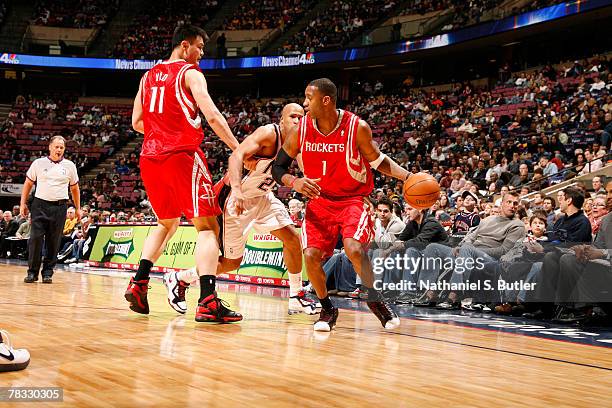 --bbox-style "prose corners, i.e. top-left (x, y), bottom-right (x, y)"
top-left (272, 78), bottom-right (411, 331)
top-left (164, 103), bottom-right (321, 315)
top-left (124, 25), bottom-right (242, 323)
